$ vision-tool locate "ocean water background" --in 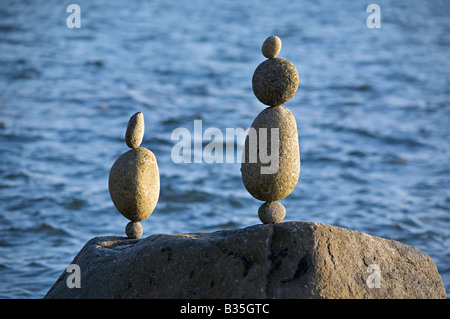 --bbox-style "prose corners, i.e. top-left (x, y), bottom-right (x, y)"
top-left (0, 0), bottom-right (448, 298)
